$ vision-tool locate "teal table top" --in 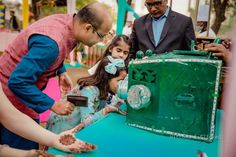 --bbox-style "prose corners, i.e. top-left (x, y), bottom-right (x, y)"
top-left (48, 110), bottom-right (222, 157)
